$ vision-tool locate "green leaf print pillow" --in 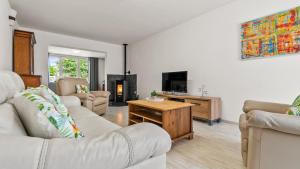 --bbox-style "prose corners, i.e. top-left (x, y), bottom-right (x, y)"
top-left (288, 95), bottom-right (300, 116)
top-left (27, 85), bottom-right (83, 137)
top-left (40, 85), bottom-right (68, 114)
top-left (12, 91), bottom-right (83, 139)
top-left (27, 85), bottom-right (68, 113)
